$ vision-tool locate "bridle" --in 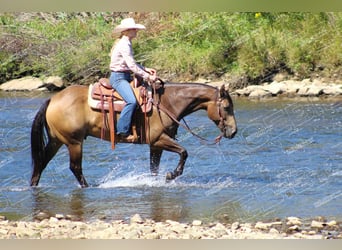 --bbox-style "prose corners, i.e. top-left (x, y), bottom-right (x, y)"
top-left (150, 85), bottom-right (226, 145)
